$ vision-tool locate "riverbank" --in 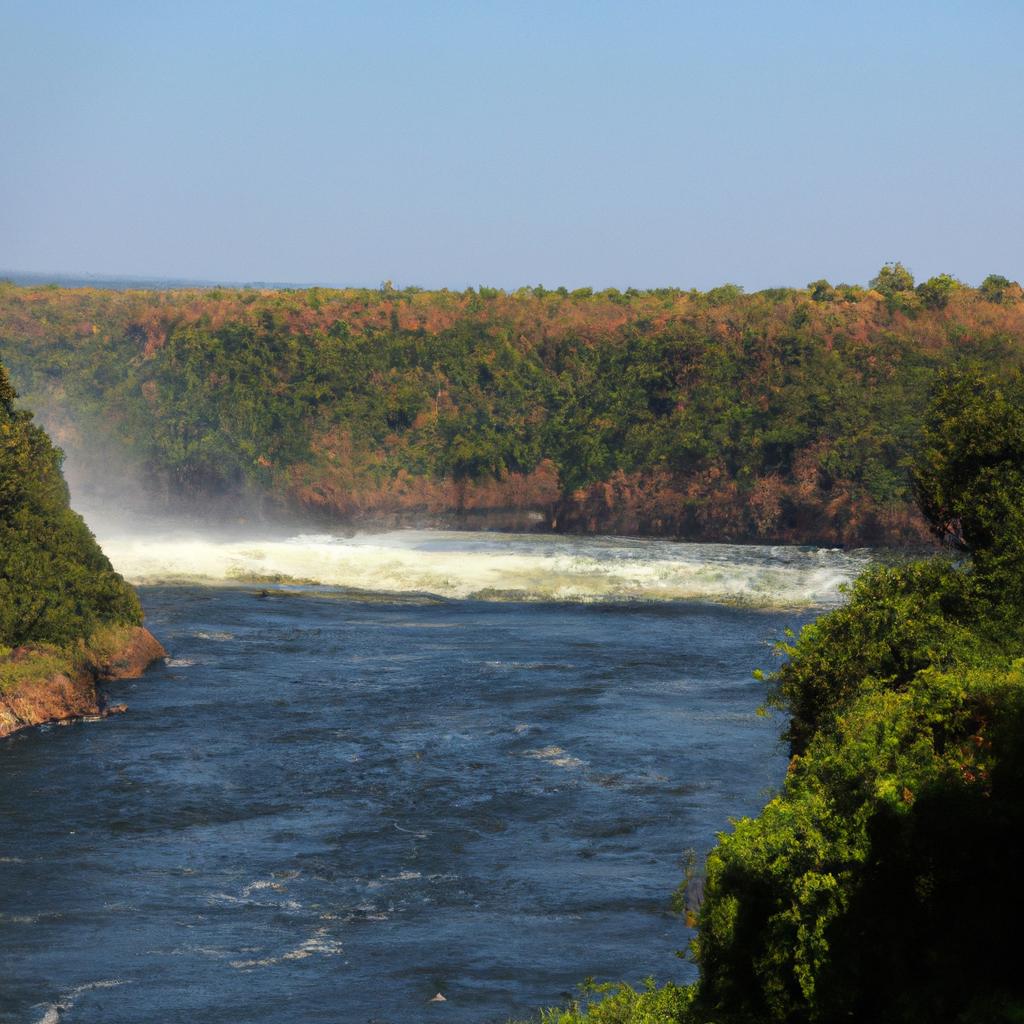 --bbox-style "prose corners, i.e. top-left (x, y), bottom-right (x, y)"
top-left (0, 625), bottom-right (165, 739)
